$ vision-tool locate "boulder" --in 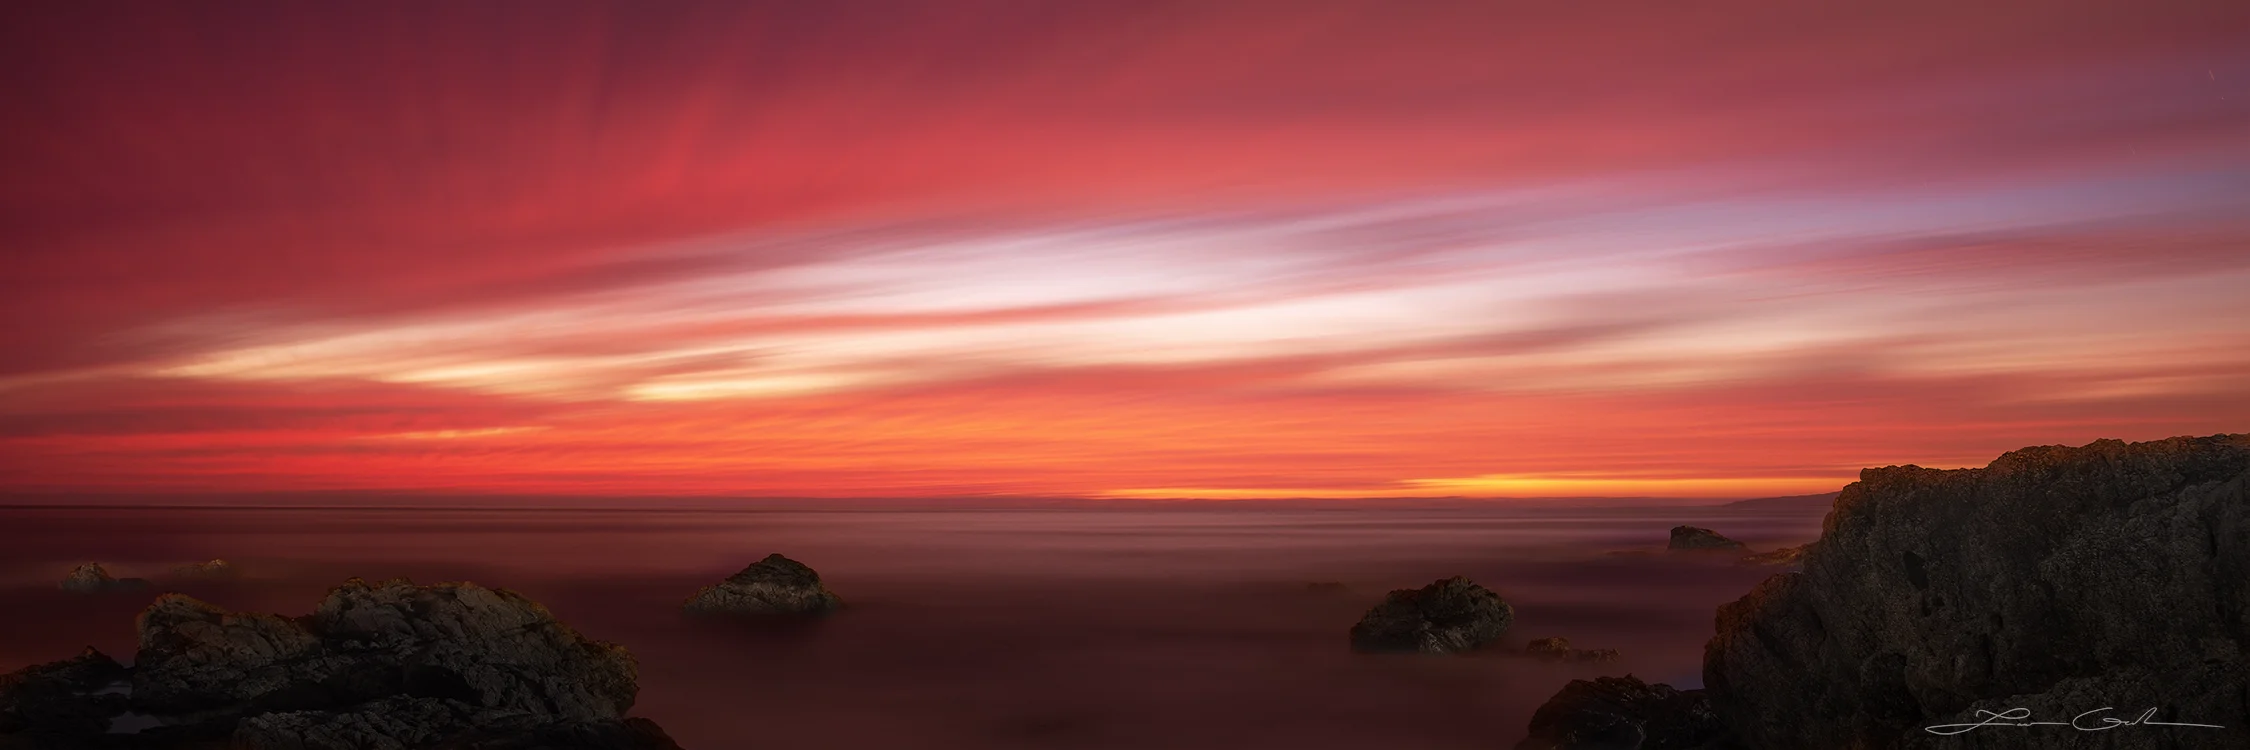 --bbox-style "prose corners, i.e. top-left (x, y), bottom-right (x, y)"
top-left (1665, 527), bottom-right (1746, 552)
top-left (1514, 675), bottom-right (1735, 750)
top-left (2, 578), bottom-right (681, 749)
top-left (171, 559), bottom-right (238, 579)
top-left (60, 562), bottom-right (152, 593)
top-left (1704, 434), bottom-right (2250, 749)
top-left (1732, 544), bottom-right (1810, 567)
top-left (683, 553), bottom-right (842, 616)
top-left (1524, 637), bottom-right (1622, 664)
top-left (0, 647), bottom-right (130, 742)
top-left (1348, 576), bottom-right (1512, 654)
